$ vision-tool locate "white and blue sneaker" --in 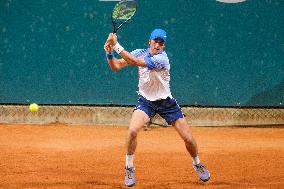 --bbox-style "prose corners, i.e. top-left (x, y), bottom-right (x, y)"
top-left (125, 166), bottom-right (136, 187)
top-left (193, 163), bottom-right (210, 182)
